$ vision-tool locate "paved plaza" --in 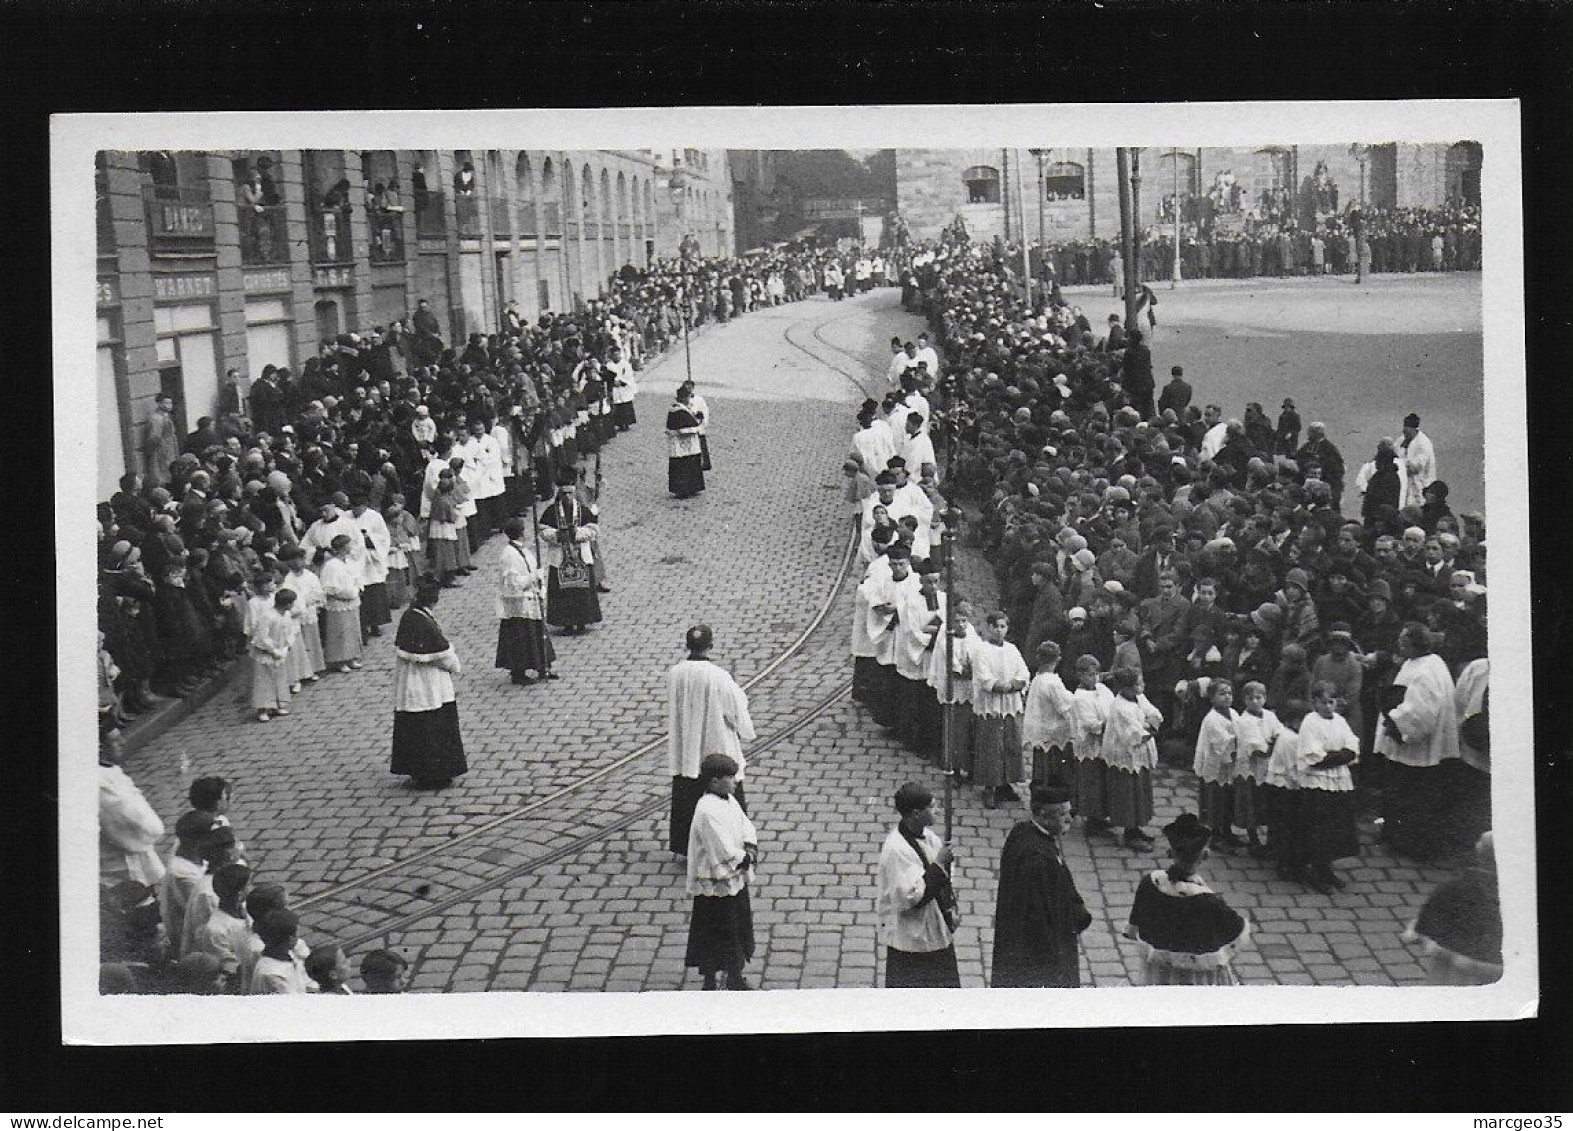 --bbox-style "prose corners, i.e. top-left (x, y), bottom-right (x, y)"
top-left (120, 278), bottom-right (1482, 993)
